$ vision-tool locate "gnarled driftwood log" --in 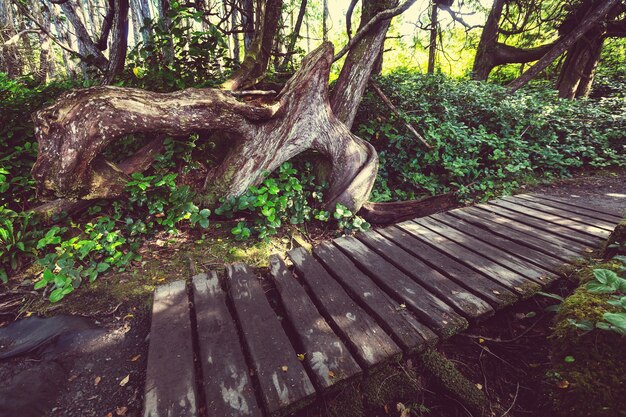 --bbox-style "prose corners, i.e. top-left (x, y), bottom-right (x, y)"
top-left (31, 42), bottom-right (378, 217)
